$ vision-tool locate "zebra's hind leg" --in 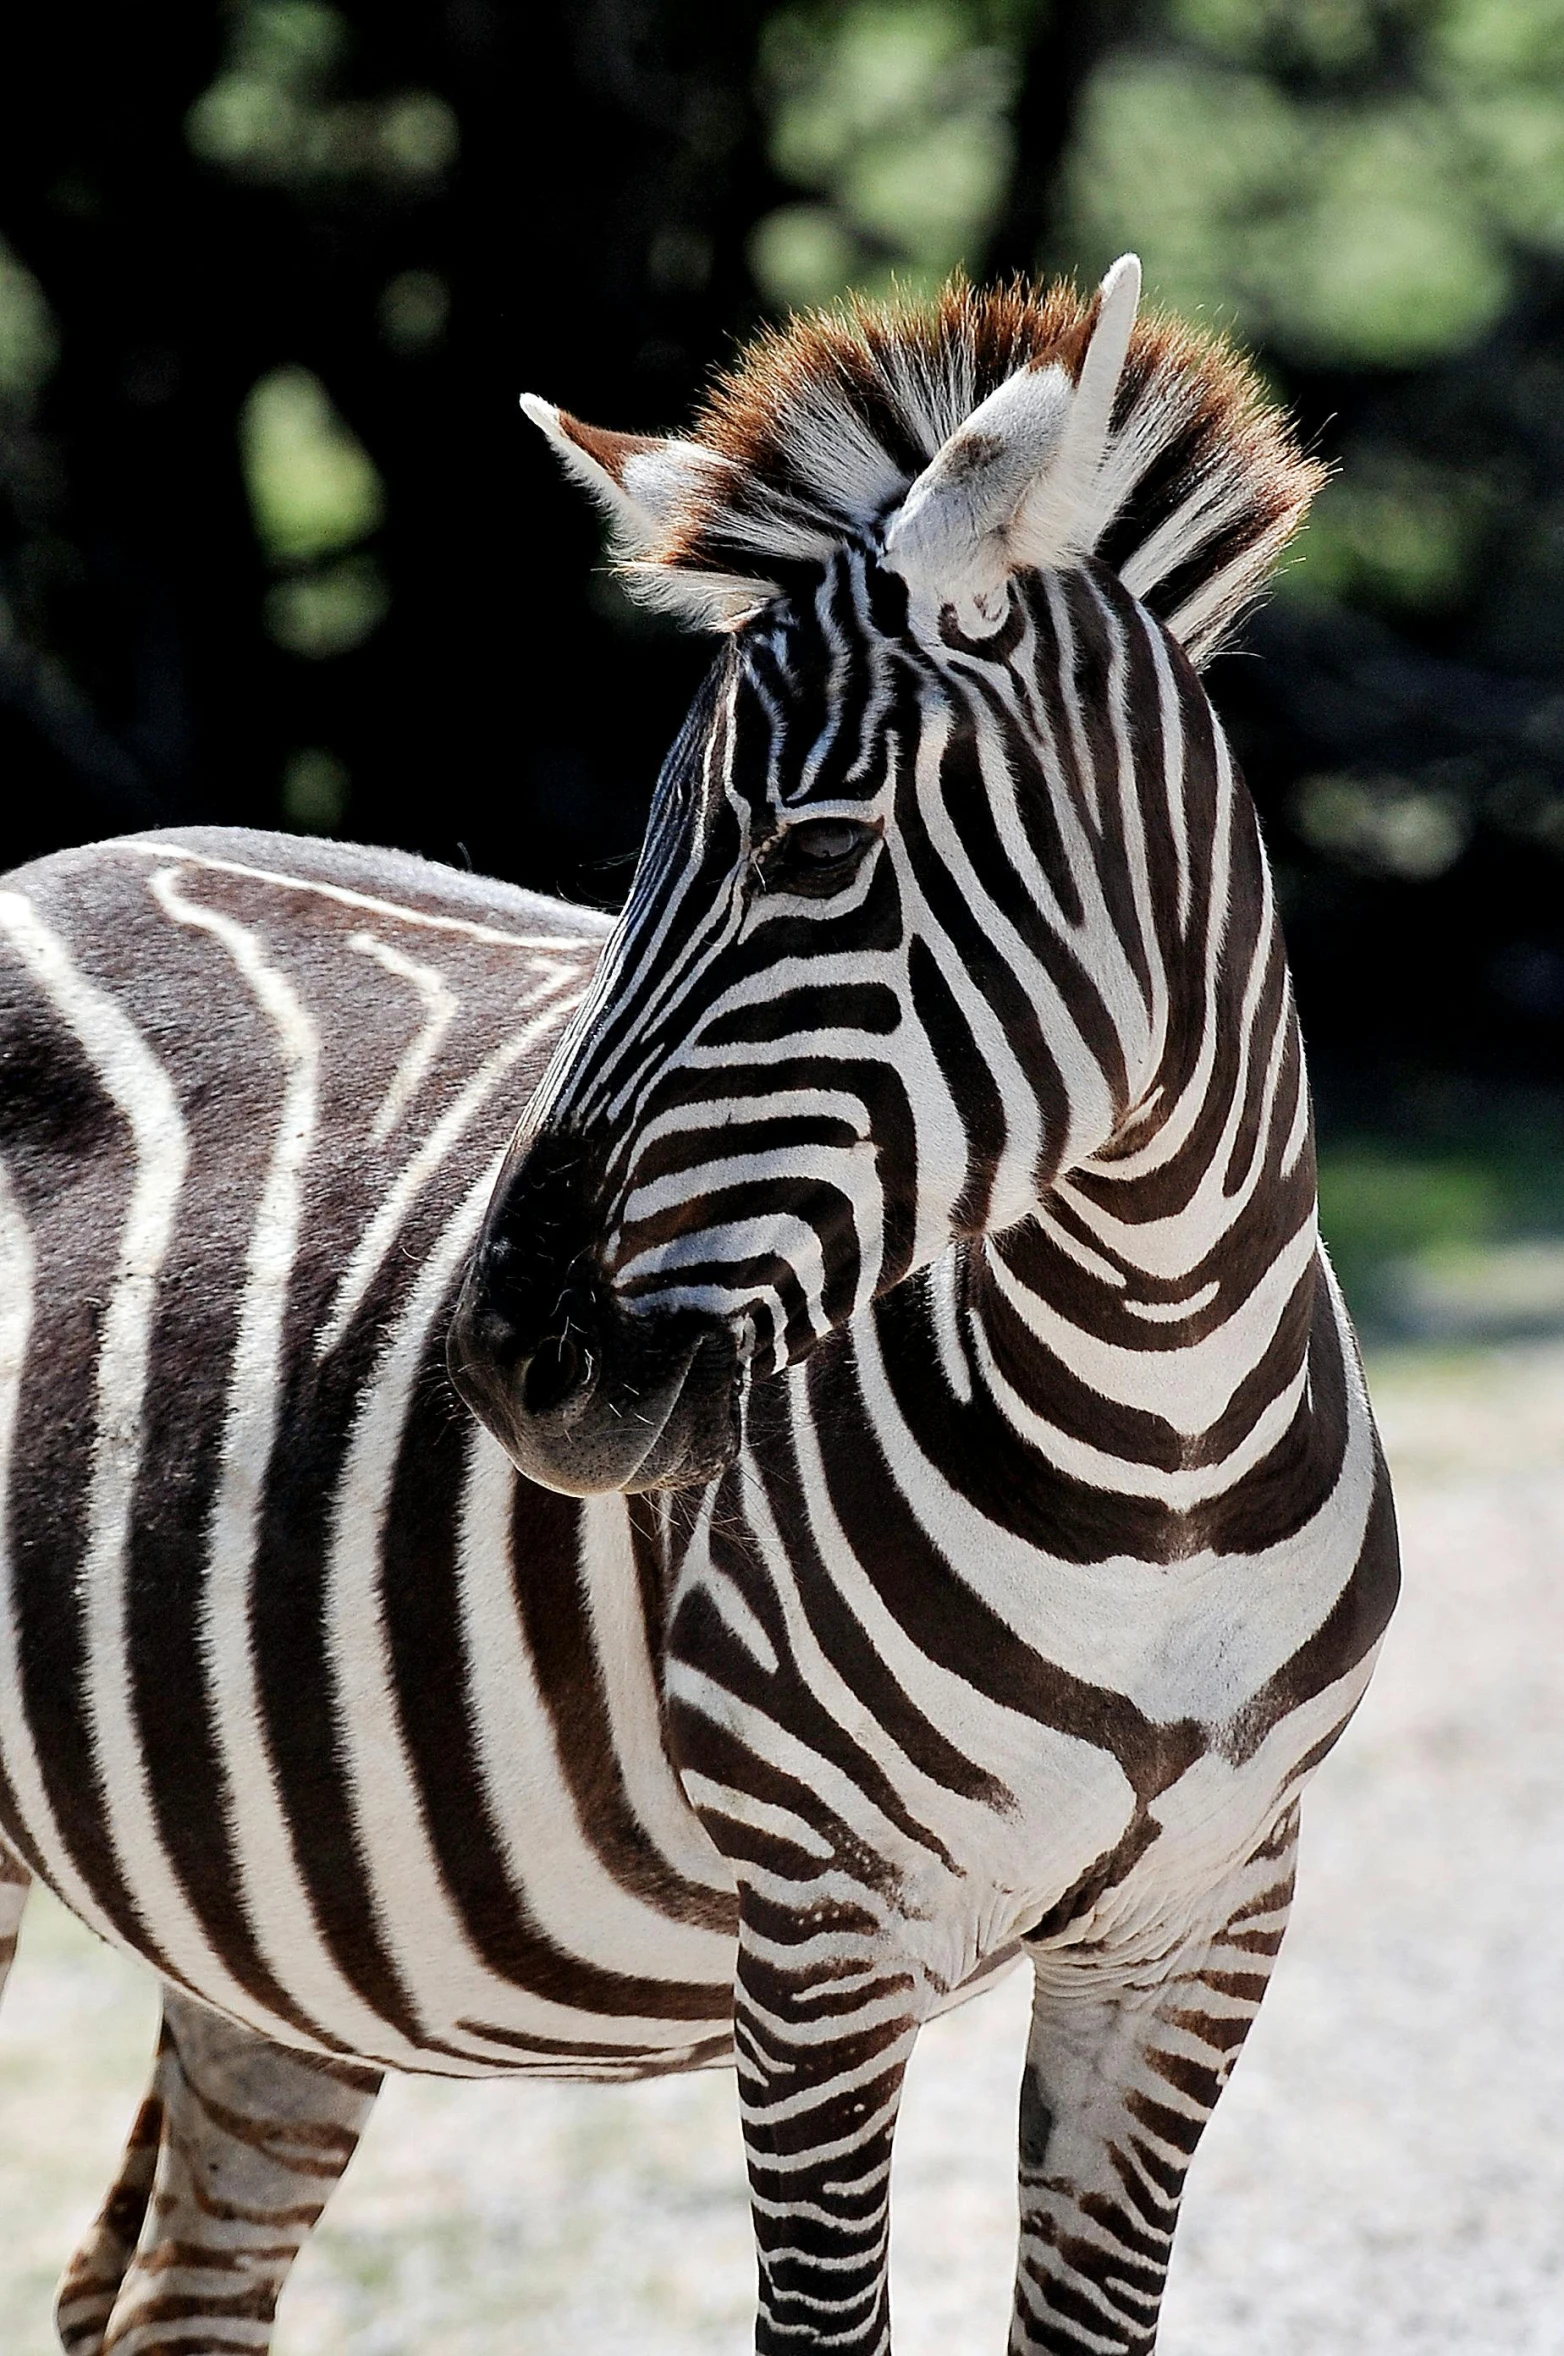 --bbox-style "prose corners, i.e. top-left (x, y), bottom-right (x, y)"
top-left (0, 1835), bottom-right (31, 1991)
top-left (55, 1988), bottom-right (382, 2356)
